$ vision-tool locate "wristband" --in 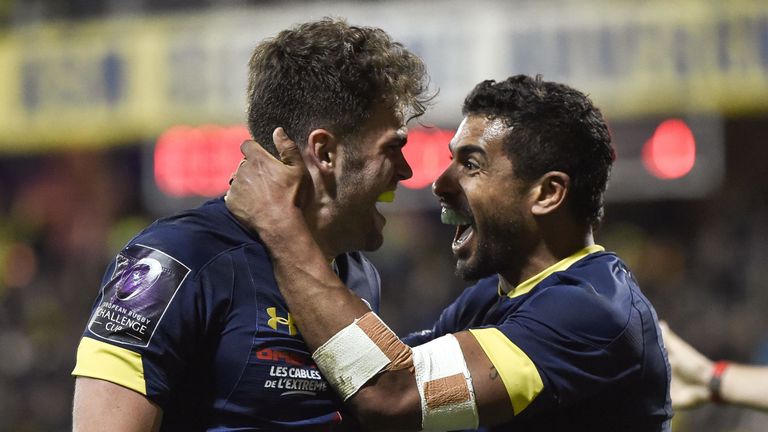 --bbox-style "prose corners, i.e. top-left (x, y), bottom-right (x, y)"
top-left (708, 360), bottom-right (730, 404)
